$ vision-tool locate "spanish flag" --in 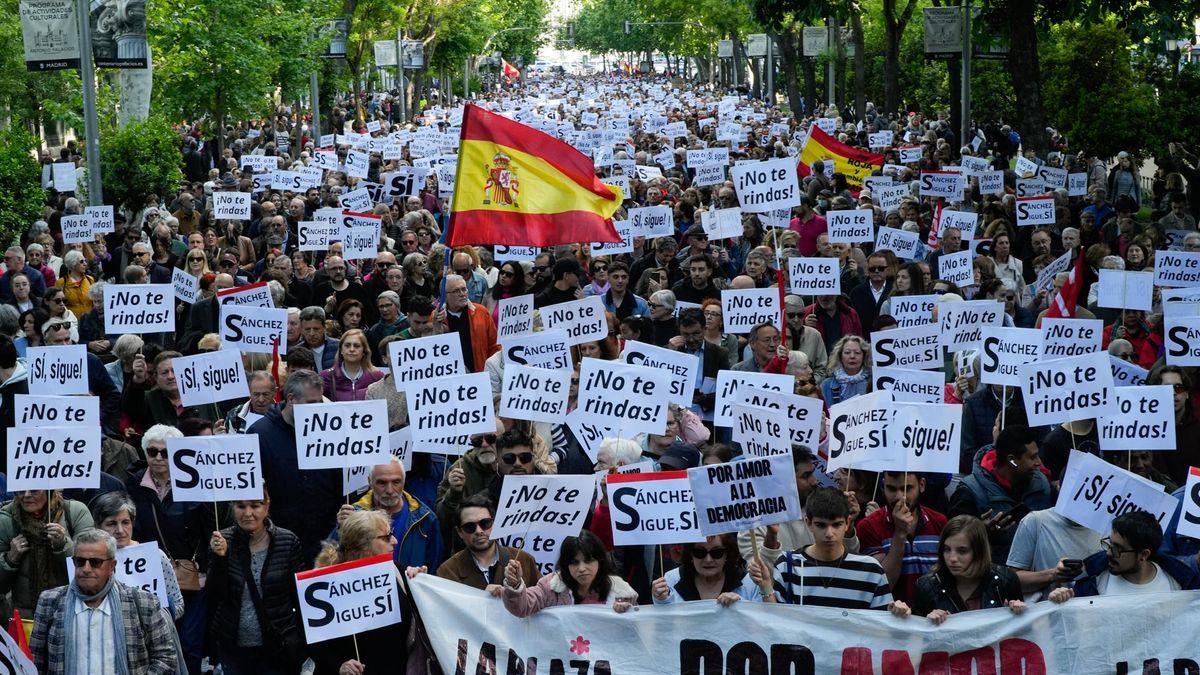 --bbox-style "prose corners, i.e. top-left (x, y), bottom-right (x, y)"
top-left (797, 125), bottom-right (884, 190)
top-left (447, 105), bottom-right (623, 247)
